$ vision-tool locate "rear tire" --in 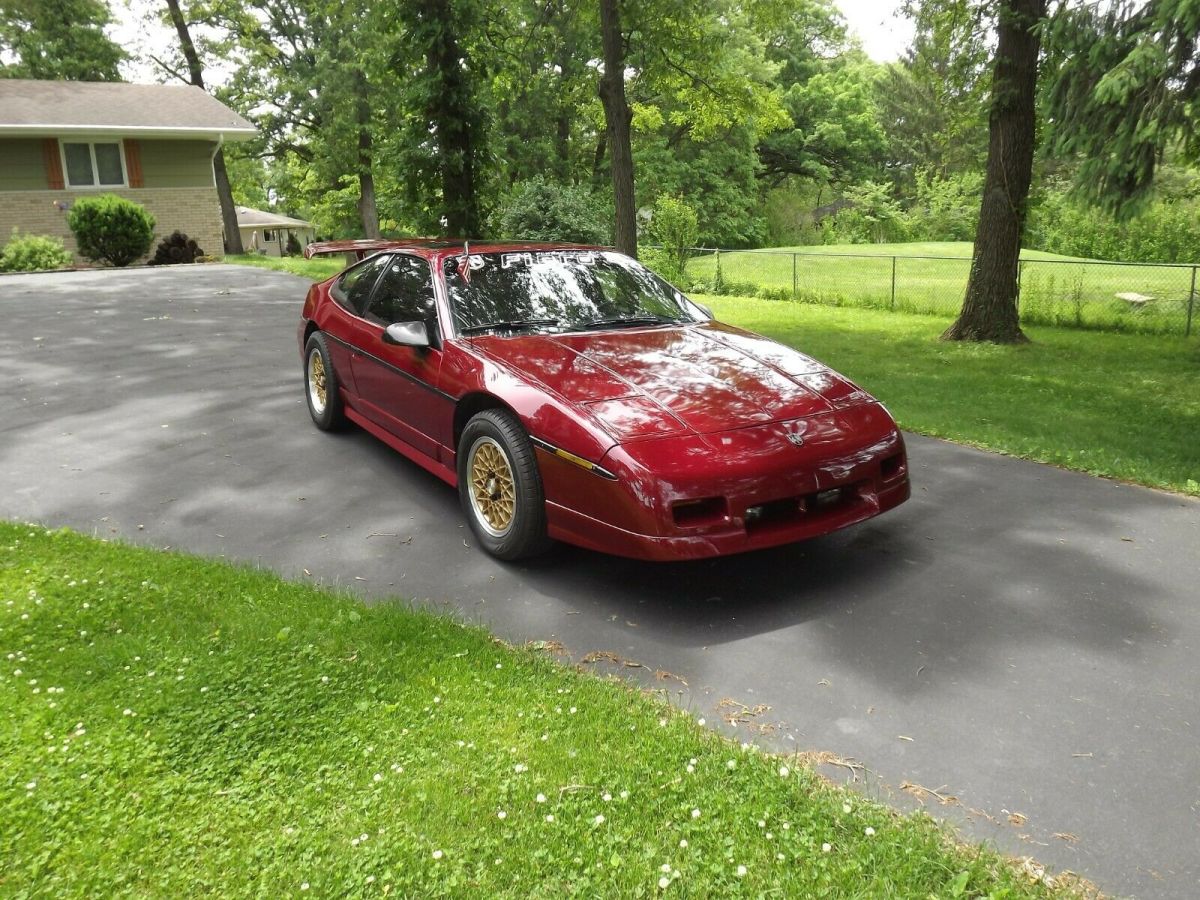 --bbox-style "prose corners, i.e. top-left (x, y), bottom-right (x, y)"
top-left (458, 409), bottom-right (551, 560)
top-left (304, 332), bottom-right (345, 431)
